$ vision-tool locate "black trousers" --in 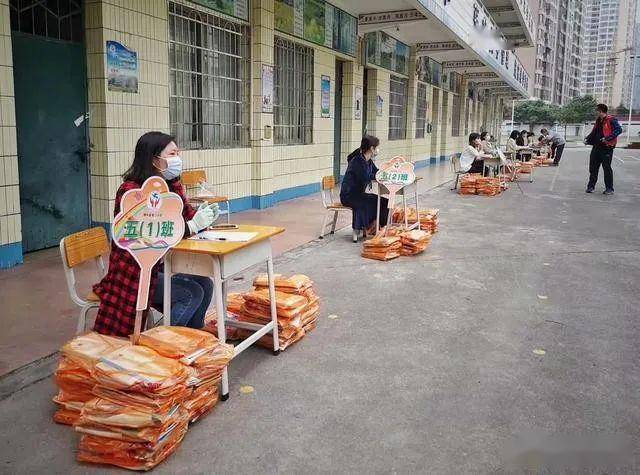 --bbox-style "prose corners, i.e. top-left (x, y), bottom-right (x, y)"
top-left (587, 147), bottom-right (614, 191)
top-left (551, 144), bottom-right (565, 164)
top-left (468, 159), bottom-right (485, 174)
